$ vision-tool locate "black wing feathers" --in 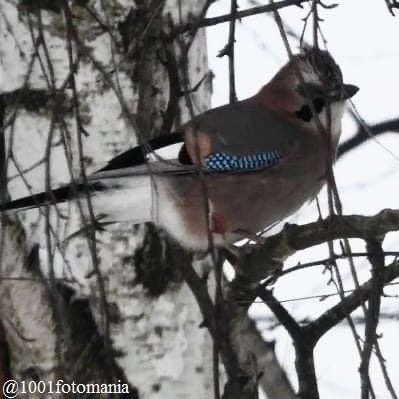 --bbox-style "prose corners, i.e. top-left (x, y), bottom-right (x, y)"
top-left (98, 132), bottom-right (184, 172)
